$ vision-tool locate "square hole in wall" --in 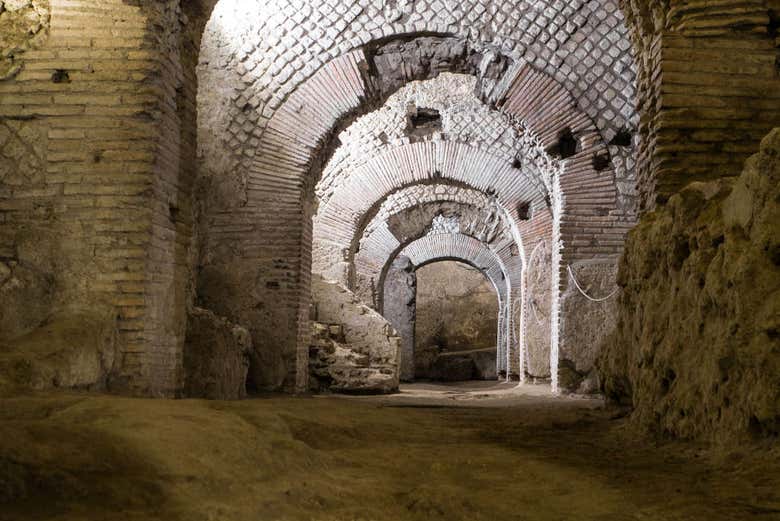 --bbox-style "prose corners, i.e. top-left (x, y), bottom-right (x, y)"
top-left (546, 128), bottom-right (579, 159)
top-left (517, 201), bottom-right (532, 220)
top-left (406, 106), bottom-right (442, 138)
